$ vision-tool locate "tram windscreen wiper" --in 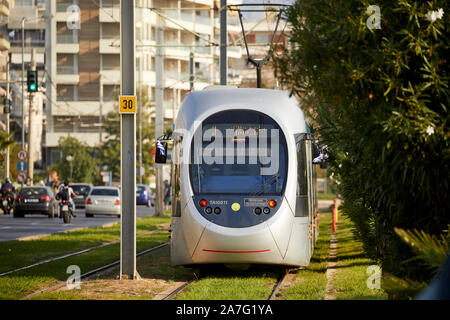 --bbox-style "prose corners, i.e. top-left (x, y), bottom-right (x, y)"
top-left (251, 173), bottom-right (280, 195)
